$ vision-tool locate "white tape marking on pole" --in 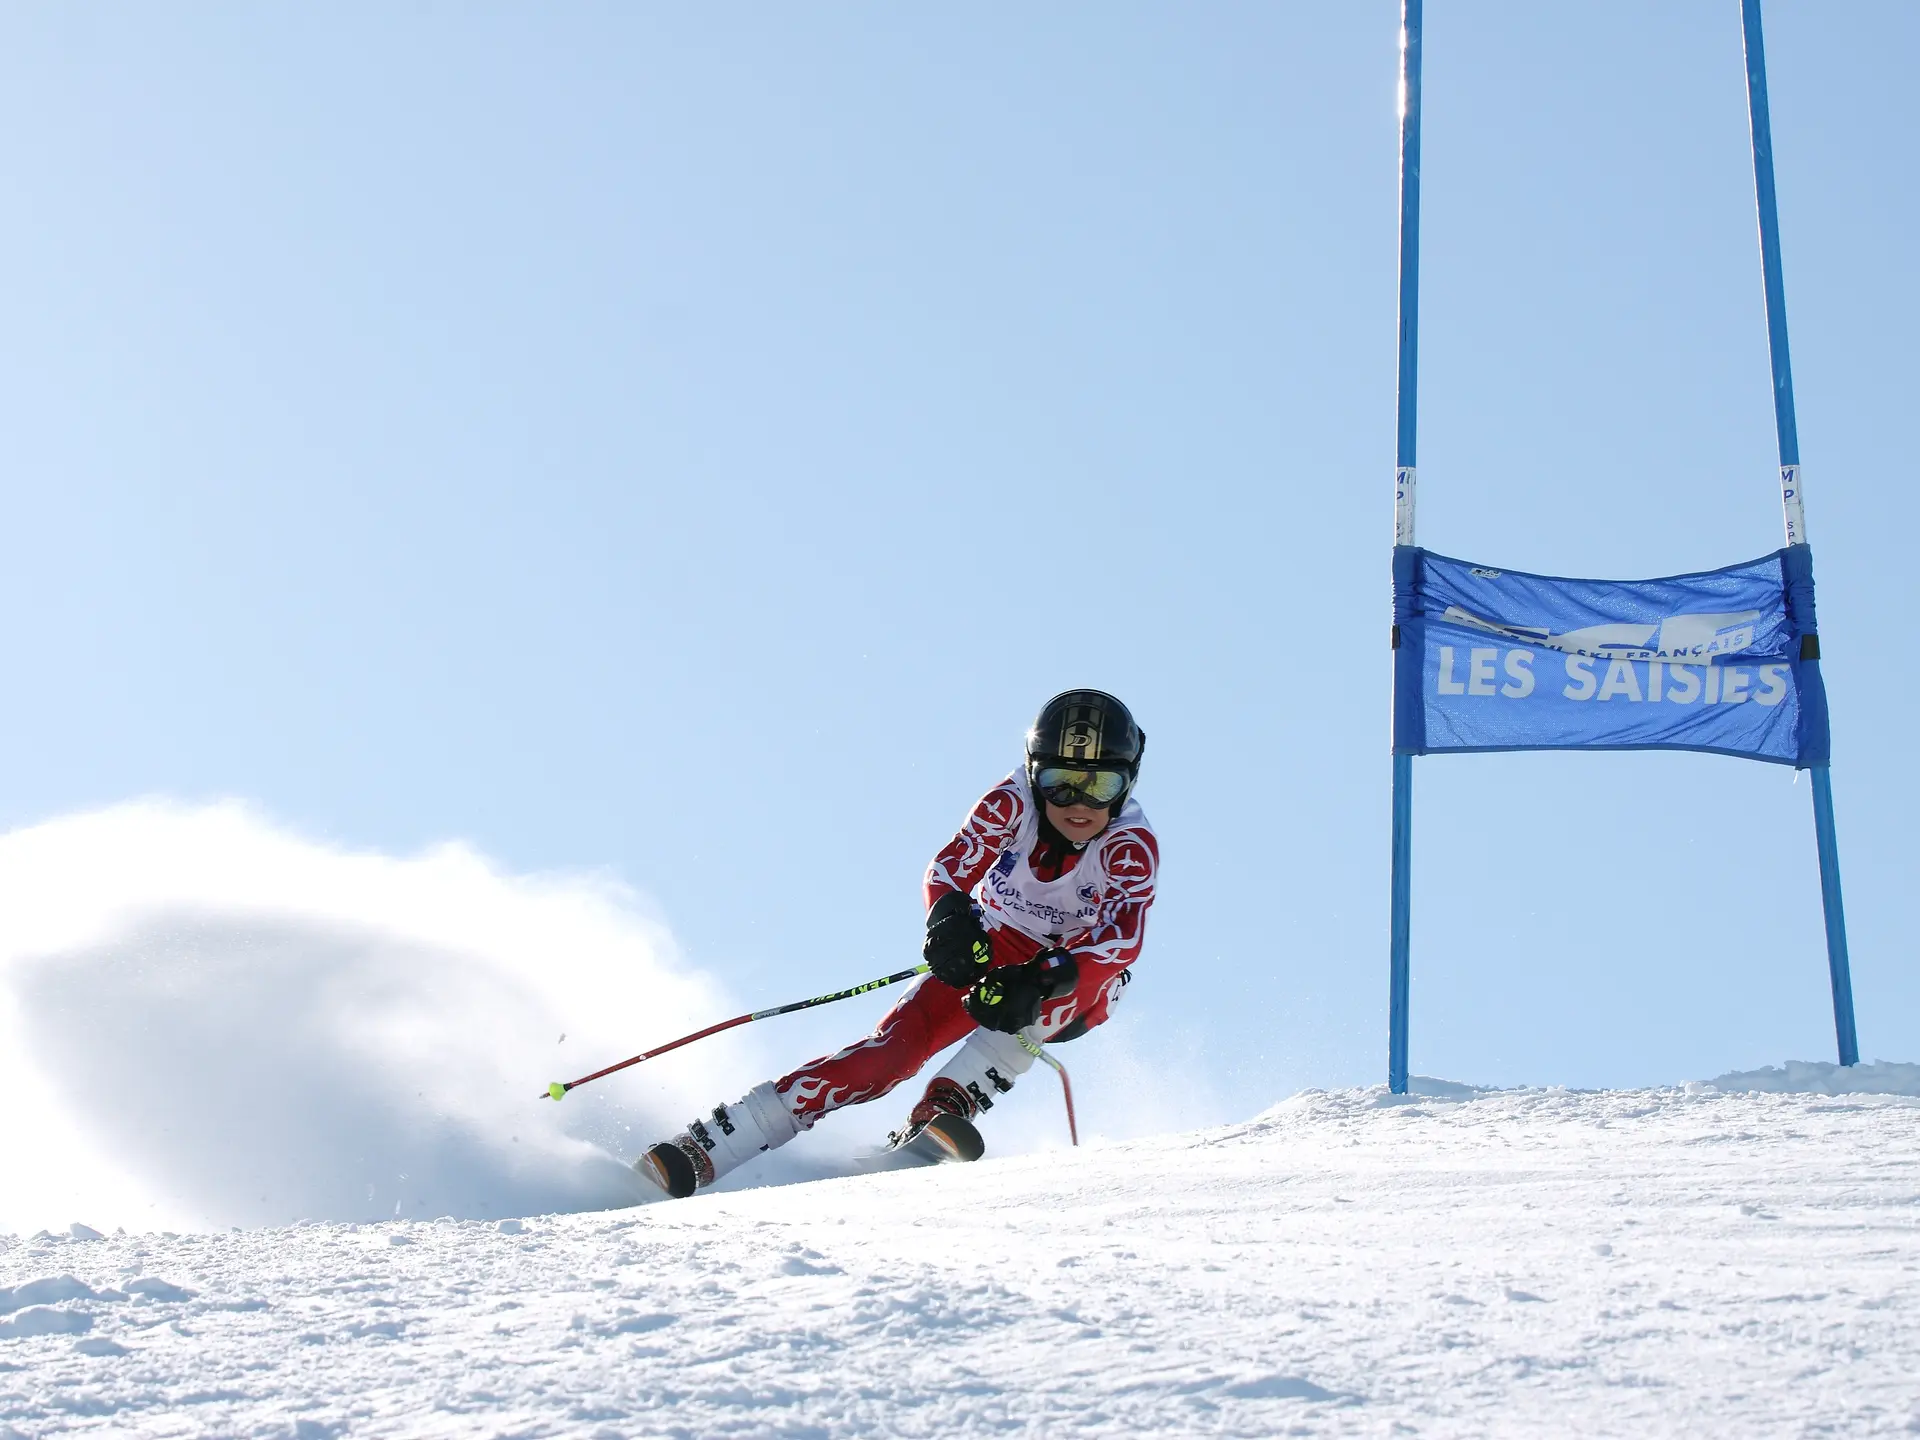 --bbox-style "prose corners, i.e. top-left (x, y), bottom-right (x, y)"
top-left (1780, 464), bottom-right (1808, 547)
top-left (1395, 466), bottom-right (1417, 546)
